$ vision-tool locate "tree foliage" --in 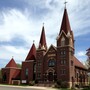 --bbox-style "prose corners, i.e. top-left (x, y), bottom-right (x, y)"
top-left (17, 63), bottom-right (21, 68)
top-left (0, 69), bottom-right (2, 79)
